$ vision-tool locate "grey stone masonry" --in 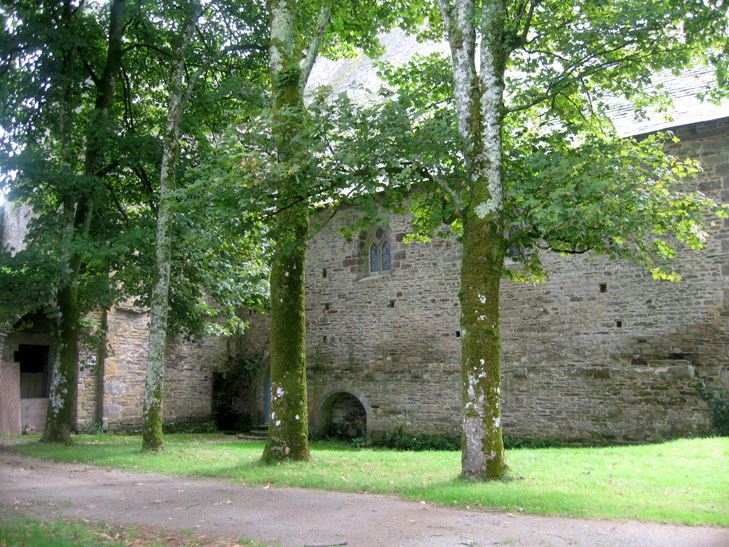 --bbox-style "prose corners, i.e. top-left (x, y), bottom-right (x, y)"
top-left (97, 303), bottom-right (226, 432)
top-left (240, 116), bottom-right (729, 444)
